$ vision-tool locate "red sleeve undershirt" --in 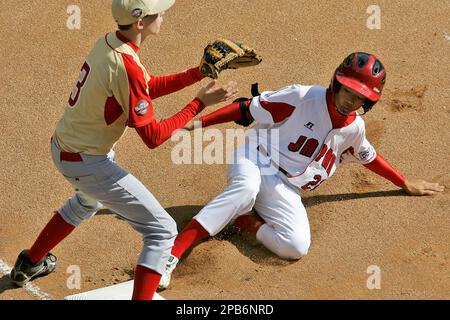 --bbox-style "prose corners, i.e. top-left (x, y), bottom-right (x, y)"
top-left (136, 98), bottom-right (205, 149)
top-left (197, 100), bottom-right (406, 187)
top-left (199, 99), bottom-right (297, 127)
top-left (119, 46), bottom-right (206, 148)
top-left (200, 101), bottom-right (249, 127)
top-left (123, 62), bottom-right (205, 148)
top-left (148, 66), bottom-right (205, 100)
top-left (136, 66), bottom-right (205, 148)
top-left (363, 154), bottom-right (406, 187)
